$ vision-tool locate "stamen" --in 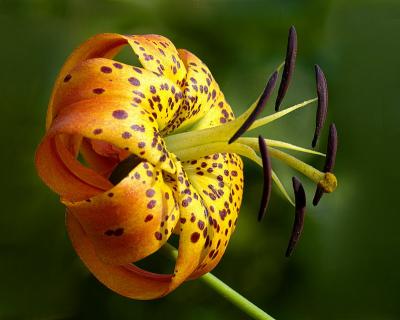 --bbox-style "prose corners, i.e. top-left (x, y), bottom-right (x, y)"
top-left (268, 147), bottom-right (325, 184)
top-left (275, 26), bottom-right (297, 112)
top-left (313, 123), bottom-right (338, 206)
top-left (258, 136), bottom-right (272, 221)
top-left (109, 154), bottom-right (143, 185)
top-left (312, 64), bottom-right (328, 148)
top-left (312, 187), bottom-right (324, 206)
top-left (323, 123), bottom-right (337, 172)
top-left (285, 176), bottom-right (306, 257)
top-left (228, 71), bottom-right (278, 144)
